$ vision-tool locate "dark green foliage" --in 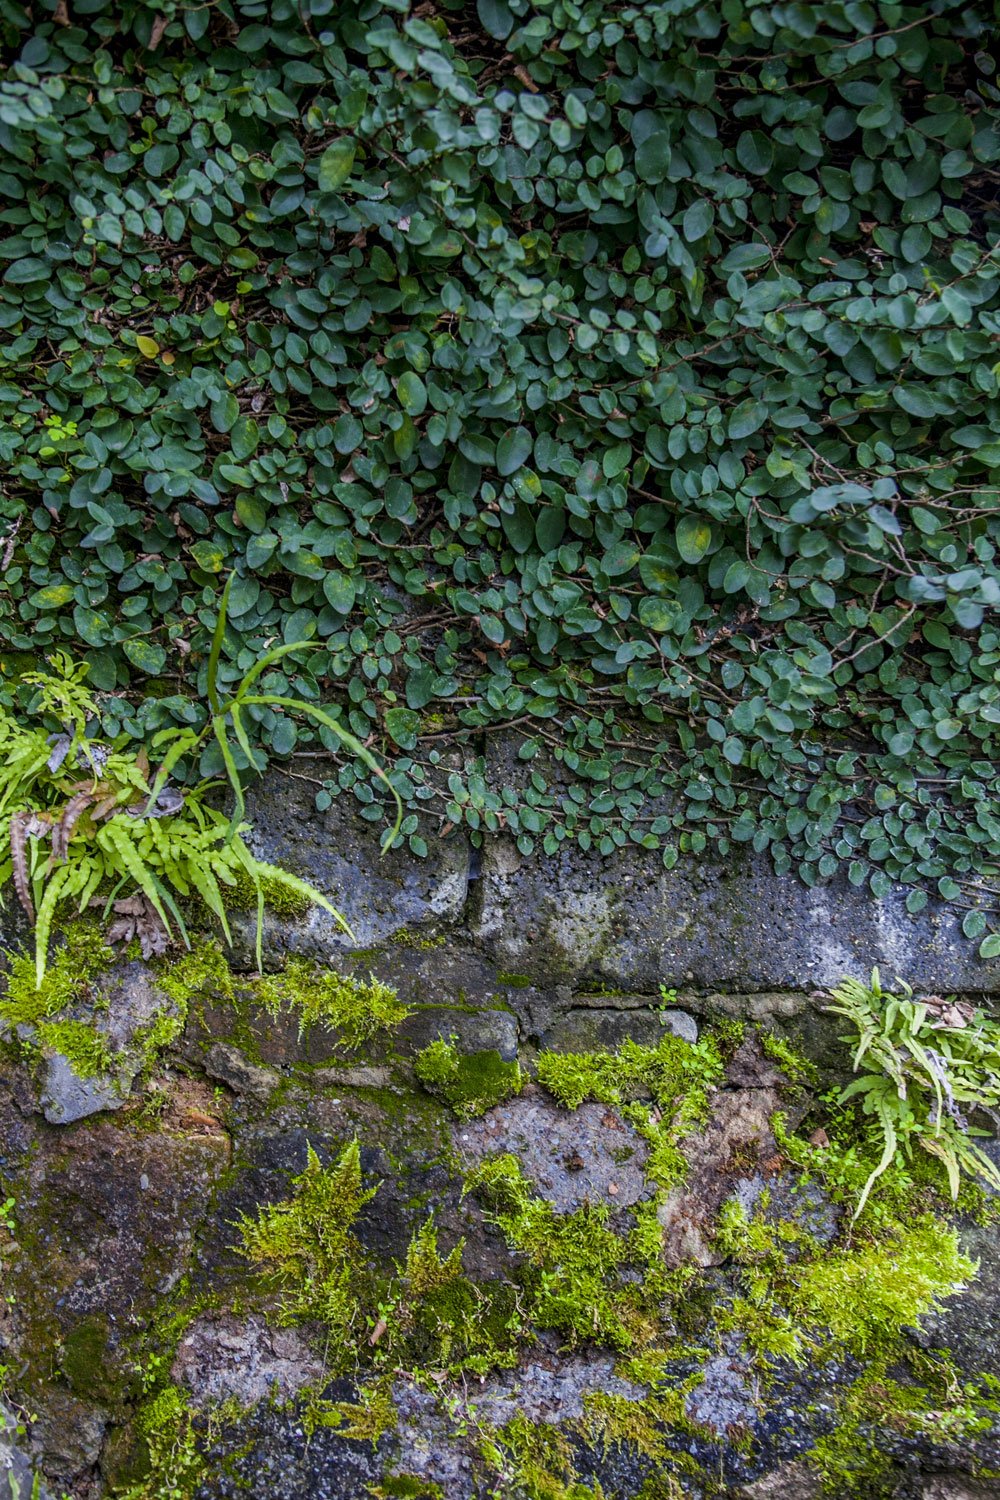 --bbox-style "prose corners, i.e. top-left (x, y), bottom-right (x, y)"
top-left (2, 1), bottom-right (1000, 932)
